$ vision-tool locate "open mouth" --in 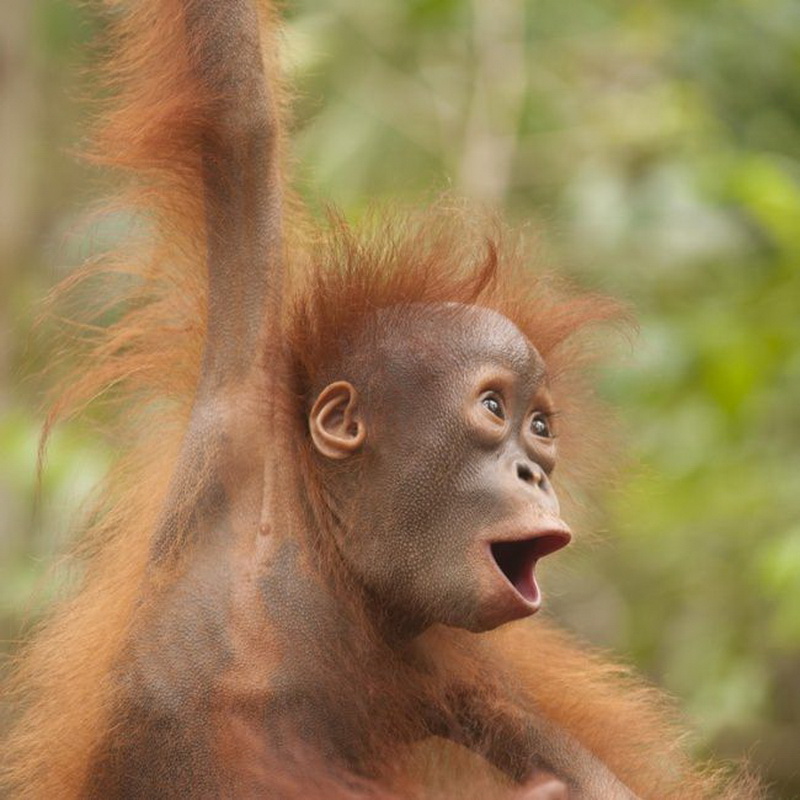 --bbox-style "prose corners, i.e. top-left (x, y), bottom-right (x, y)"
top-left (489, 531), bottom-right (571, 606)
